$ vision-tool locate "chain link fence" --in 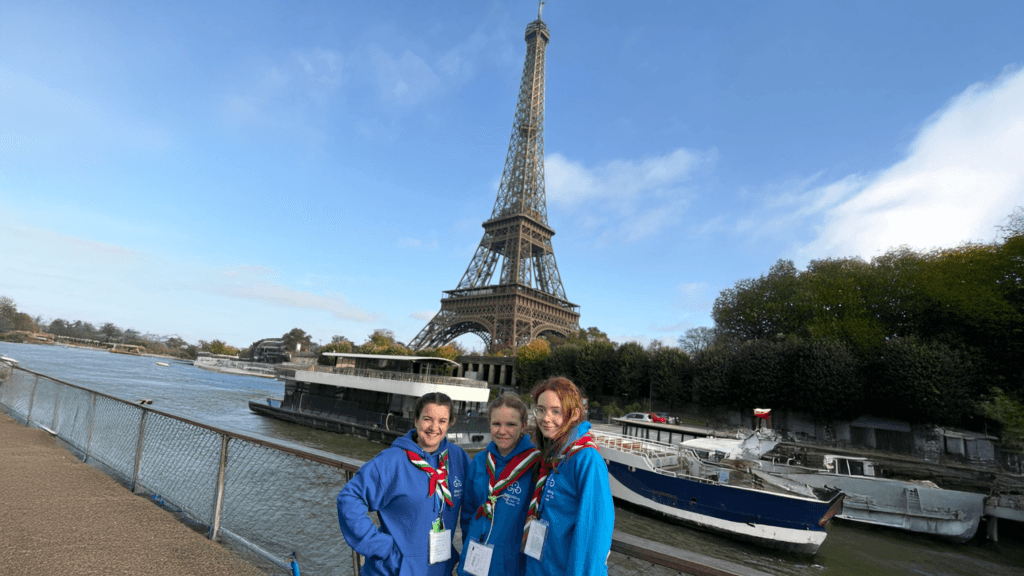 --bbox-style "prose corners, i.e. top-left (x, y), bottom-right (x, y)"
top-left (0, 363), bottom-right (734, 576)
